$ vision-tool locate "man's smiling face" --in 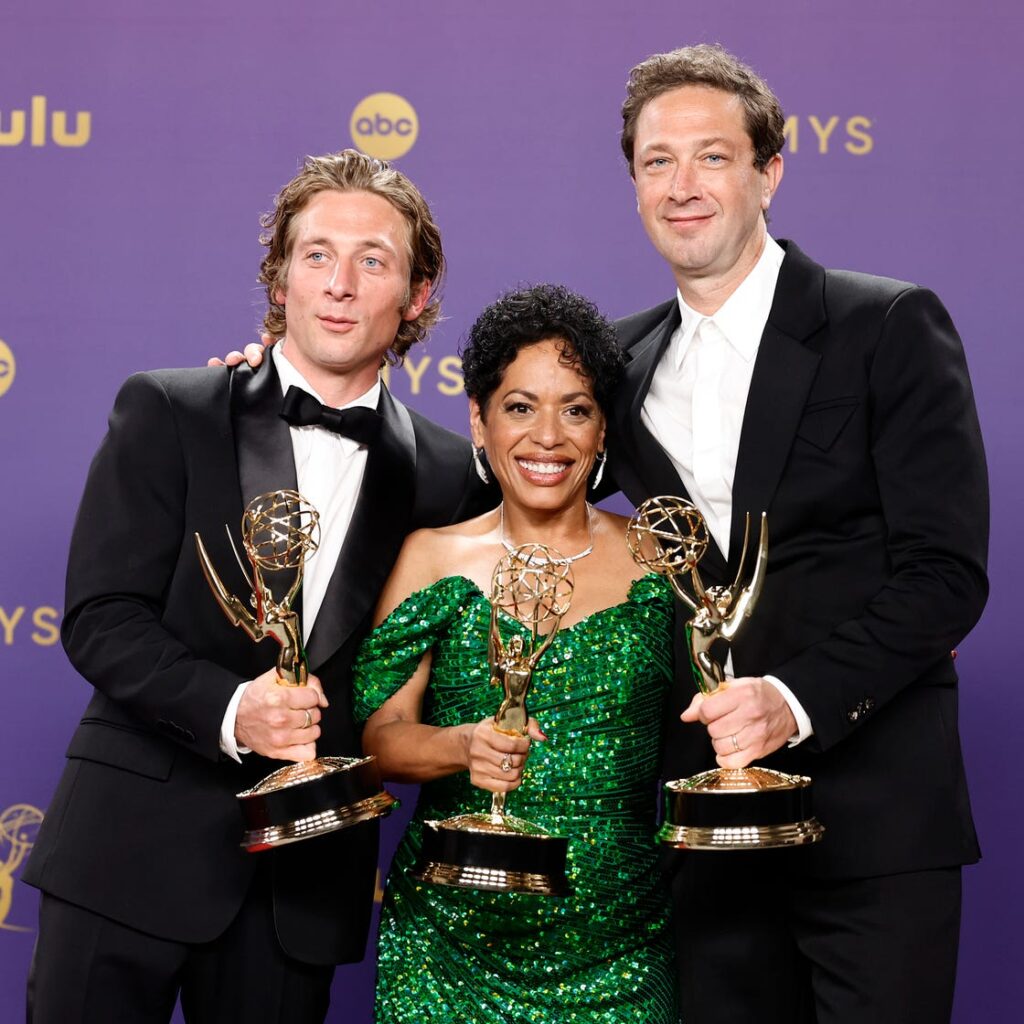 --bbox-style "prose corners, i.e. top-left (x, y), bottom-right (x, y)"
top-left (632, 84), bottom-right (782, 295)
